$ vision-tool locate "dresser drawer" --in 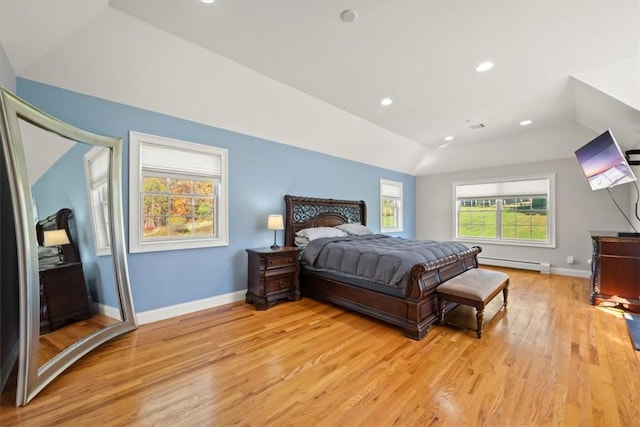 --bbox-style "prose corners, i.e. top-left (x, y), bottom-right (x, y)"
top-left (262, 253), bottom-right (296, 270)
top-left (601, 241), bottom-right (640, 258)
top-left (266, 275), bottom-right (295, 293)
